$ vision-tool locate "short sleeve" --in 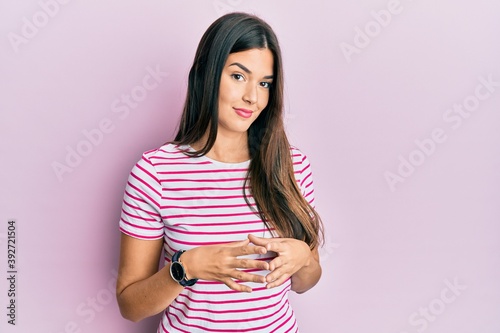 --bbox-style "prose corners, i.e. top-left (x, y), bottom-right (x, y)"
top-left (118, 152), bottom-right (164, 240)
top-left (291, 147), bottom-right (316, 209)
